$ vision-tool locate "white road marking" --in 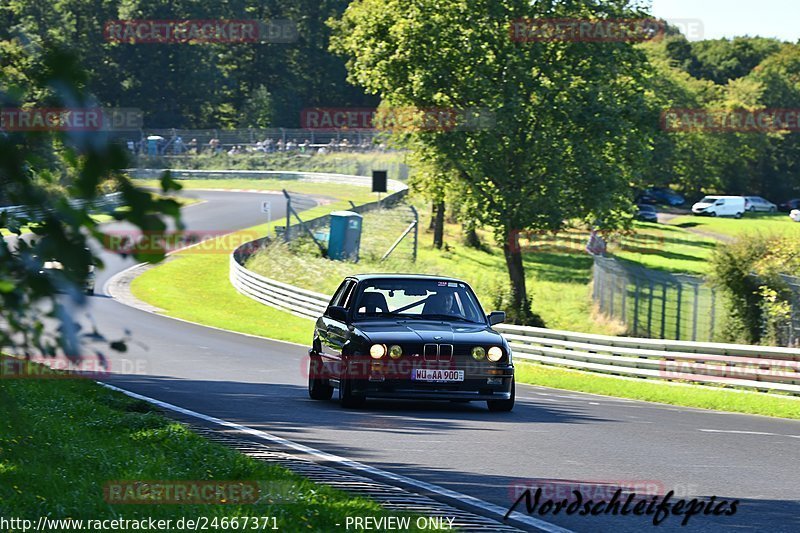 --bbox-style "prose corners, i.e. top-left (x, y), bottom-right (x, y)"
top-left (100, 382), bottom-right (573, 533)
top-left (699, 429), bottom-right (800, 439)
